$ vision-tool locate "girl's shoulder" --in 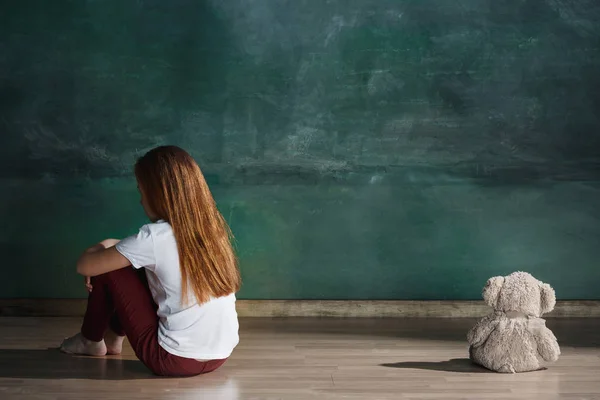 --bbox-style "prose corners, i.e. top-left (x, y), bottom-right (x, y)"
top-left (136, 220), bottom-right (173, 239)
